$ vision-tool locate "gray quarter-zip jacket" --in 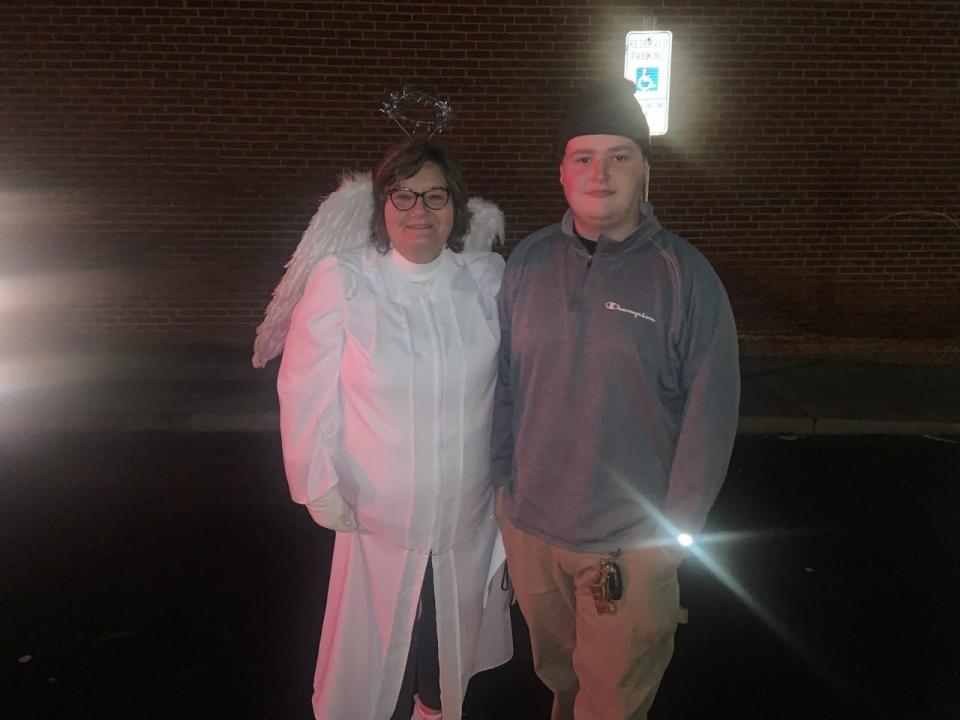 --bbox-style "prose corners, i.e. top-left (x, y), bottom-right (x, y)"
top-left (491, 203), bottom-right (740, 553)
